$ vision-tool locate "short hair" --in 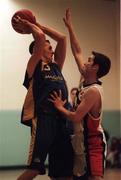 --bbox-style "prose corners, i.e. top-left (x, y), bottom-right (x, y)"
top-left (29, 40), bottom-right (50, 55)
top-left (29, 41), bottom-right (35, 55)
top-left (92, 51), bottom-right (111, 78)
top-left (70, 87), bottom-right (78, 93)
